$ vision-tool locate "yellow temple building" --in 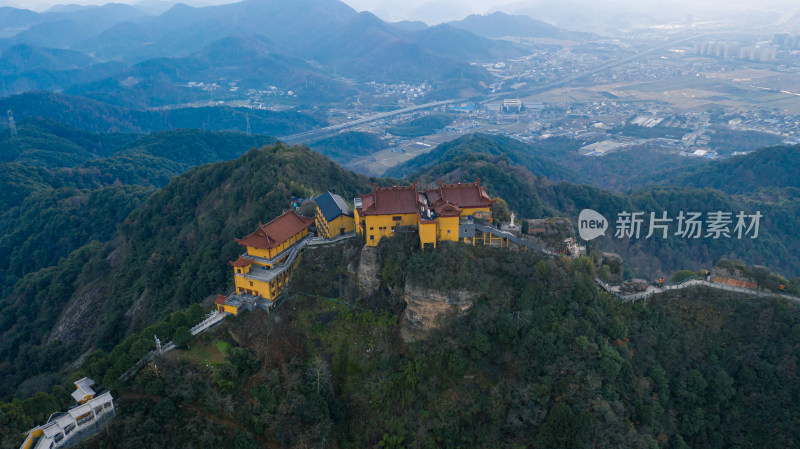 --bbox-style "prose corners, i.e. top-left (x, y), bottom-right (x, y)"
top-left (217, 210), bottom-right (314, 314)
top-left (314, 191), bottom-right (354, 239)
top-left (354, 179), bottom-right (494, 248)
